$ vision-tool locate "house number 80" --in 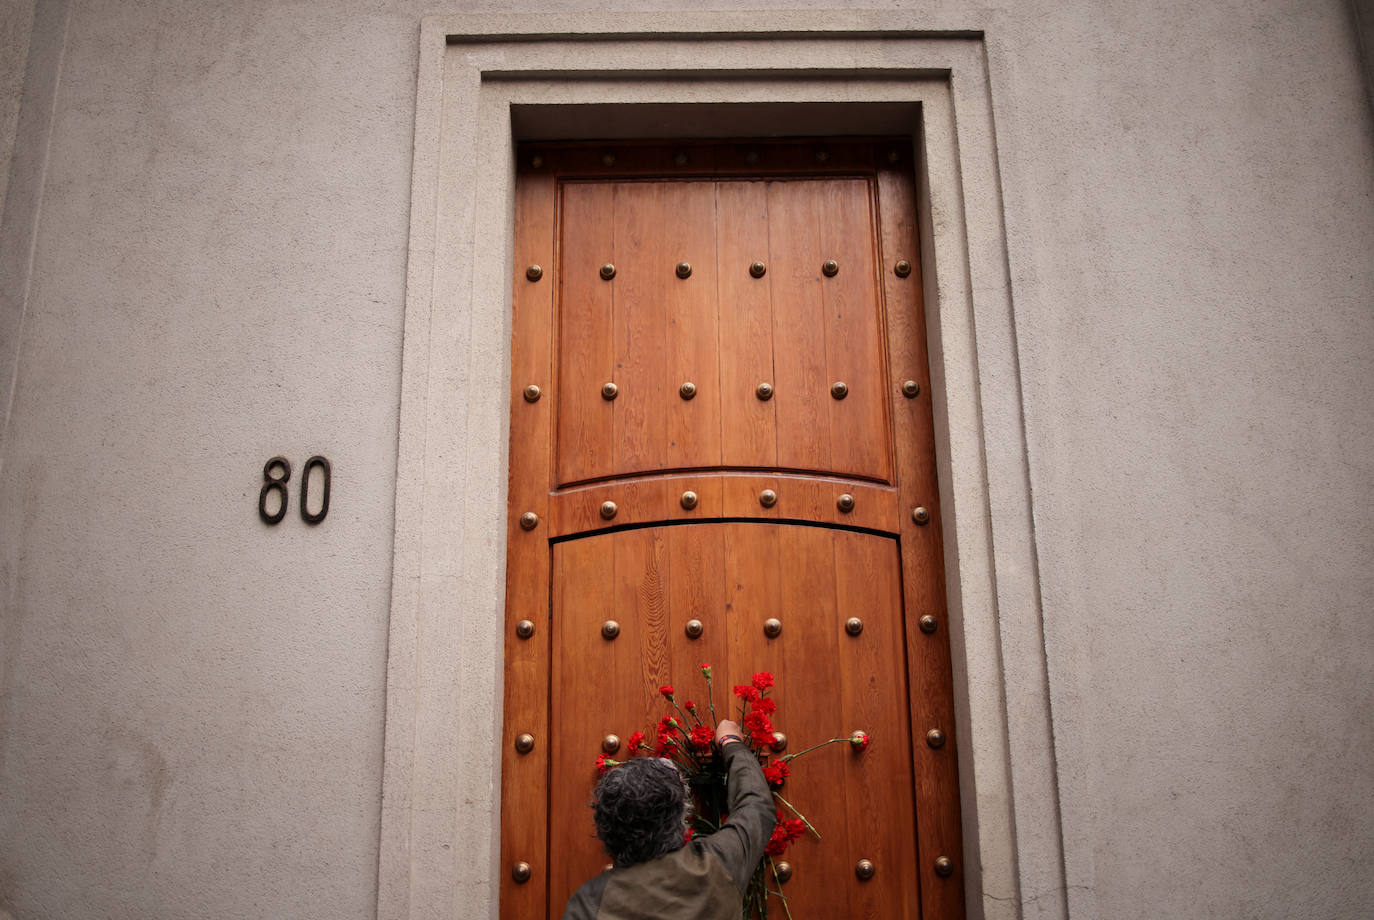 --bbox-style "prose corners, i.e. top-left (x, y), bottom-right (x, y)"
top-left (258, 455), bottom-right (331, 525)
